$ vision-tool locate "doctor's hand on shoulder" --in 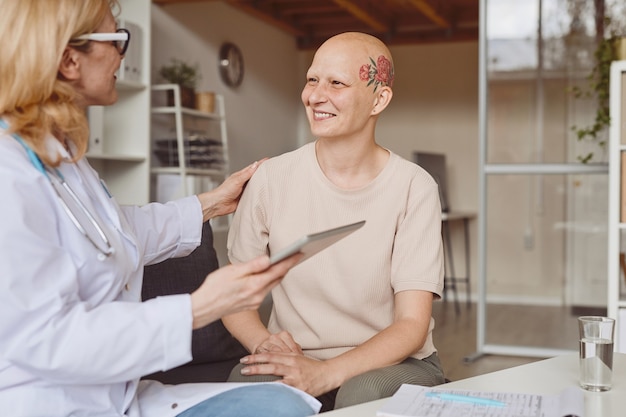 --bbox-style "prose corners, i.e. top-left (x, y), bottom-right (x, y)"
top-left (197, 158), bottom-right (267, 222)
